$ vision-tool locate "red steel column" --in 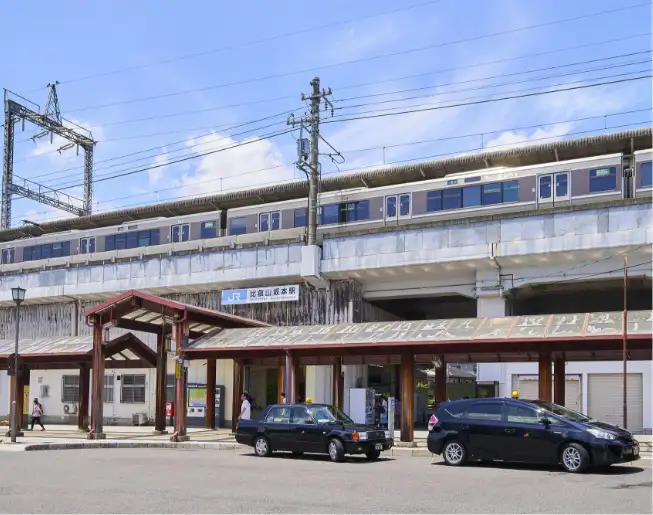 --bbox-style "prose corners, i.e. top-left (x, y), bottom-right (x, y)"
top-left (89, 321), bottom-right (105, 439)
top-left (78, 365), bottom-right (90, 431)
top-left (538, 351), bottom-right (553, 402)
top-left (553, 356), bottom-right (566, 406)
top-left (205, 358), bottom-right (217, 429)
top-left (154, 332), bottom-right (168, 433)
